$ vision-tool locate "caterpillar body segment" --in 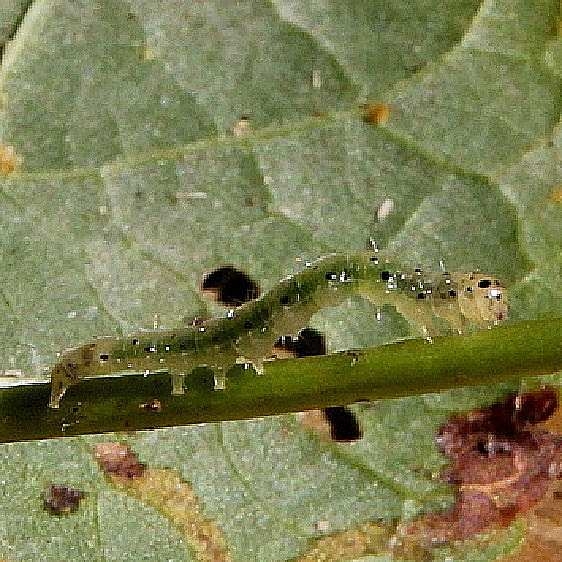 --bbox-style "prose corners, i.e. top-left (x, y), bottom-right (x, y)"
top-left (48, 253), bottom-right (508, 408)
